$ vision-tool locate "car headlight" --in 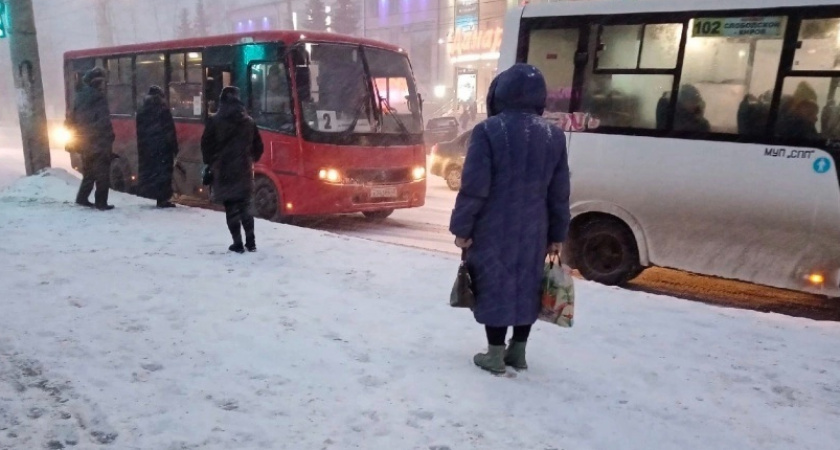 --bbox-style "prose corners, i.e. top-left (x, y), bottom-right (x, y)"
top-left (318, 168), bottom-right (342, 183)
top-left (412, 166), bottom-right (426, 180)
top-left (51, 125), bottom-right (74, 147)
